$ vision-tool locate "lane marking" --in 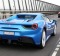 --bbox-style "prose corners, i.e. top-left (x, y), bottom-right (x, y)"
top-left (51, 38), bottom-right (60, 56)
top-left (52, 51), bottom-right (57, 56)
top-left (59, 42), bottom-right (60, 44)
top-left (57, 45), bottom-right (60, 48)
top-left (55, 48), bottom-right (59, 51)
